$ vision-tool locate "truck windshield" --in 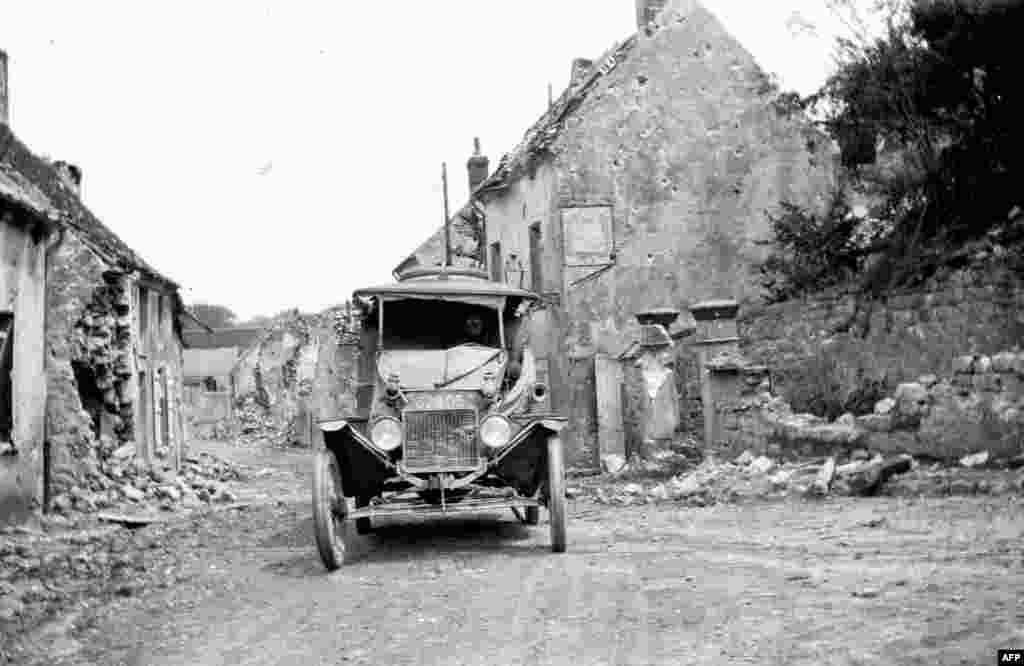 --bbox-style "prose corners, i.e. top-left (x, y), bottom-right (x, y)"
top-left (379, 298), bottom-right (501, 350)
